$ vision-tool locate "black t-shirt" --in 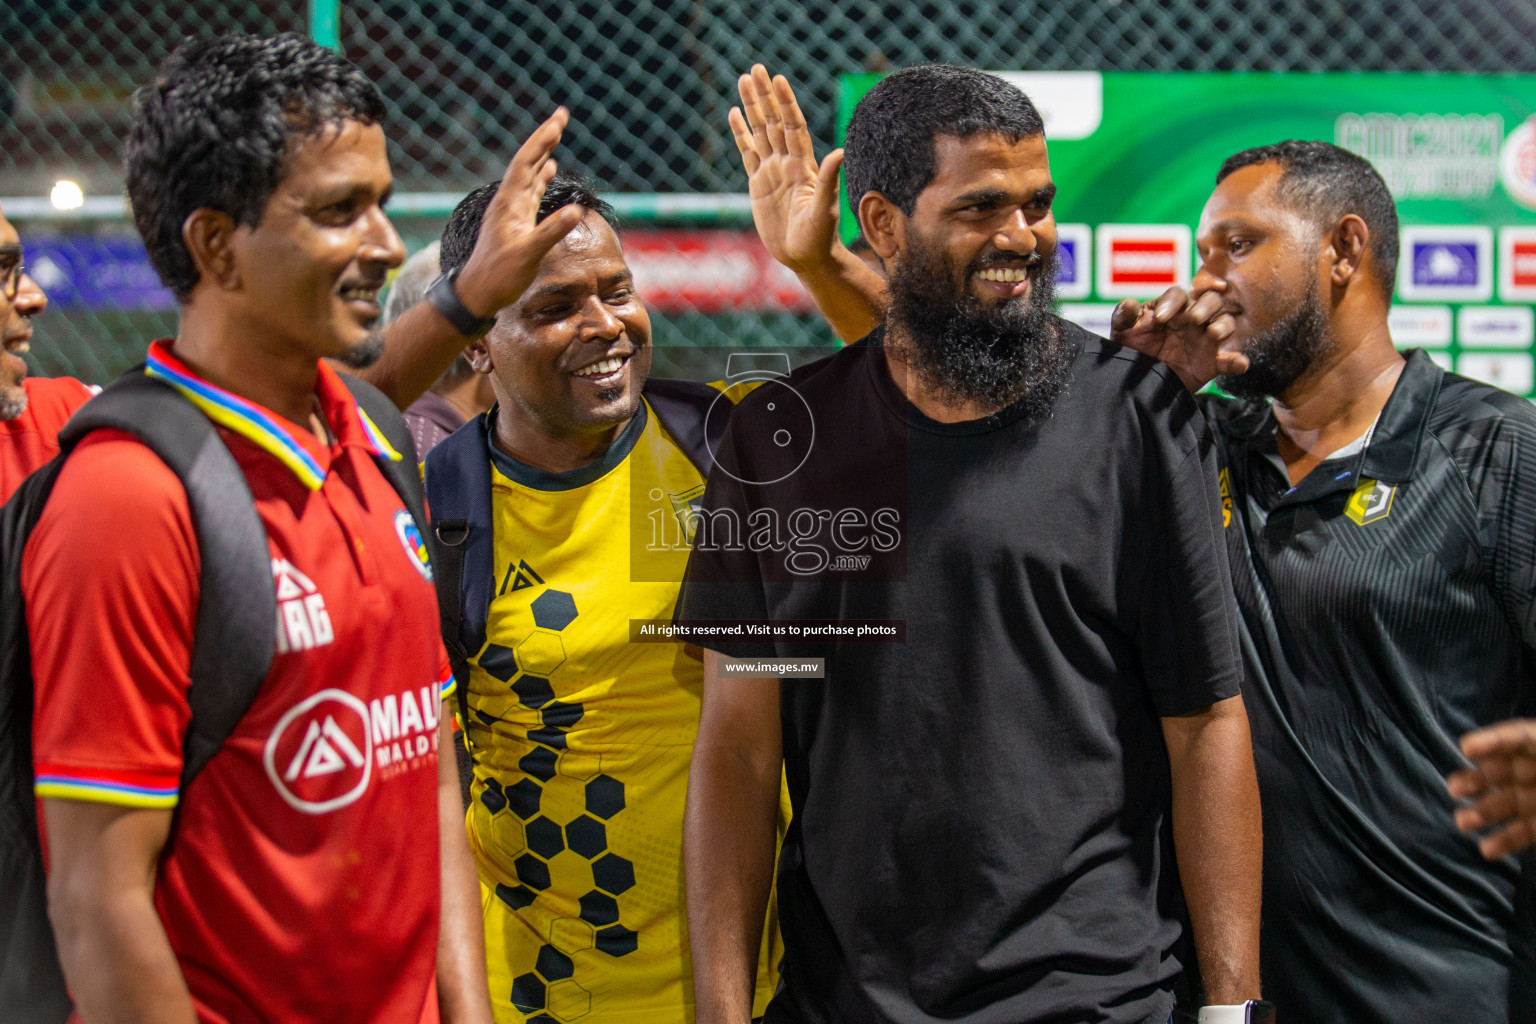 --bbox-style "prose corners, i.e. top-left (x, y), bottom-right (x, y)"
top-left (677, 321), bottom-right (1244, 1024)
top-left (1206, 349), bottom-right (1536, 1024)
